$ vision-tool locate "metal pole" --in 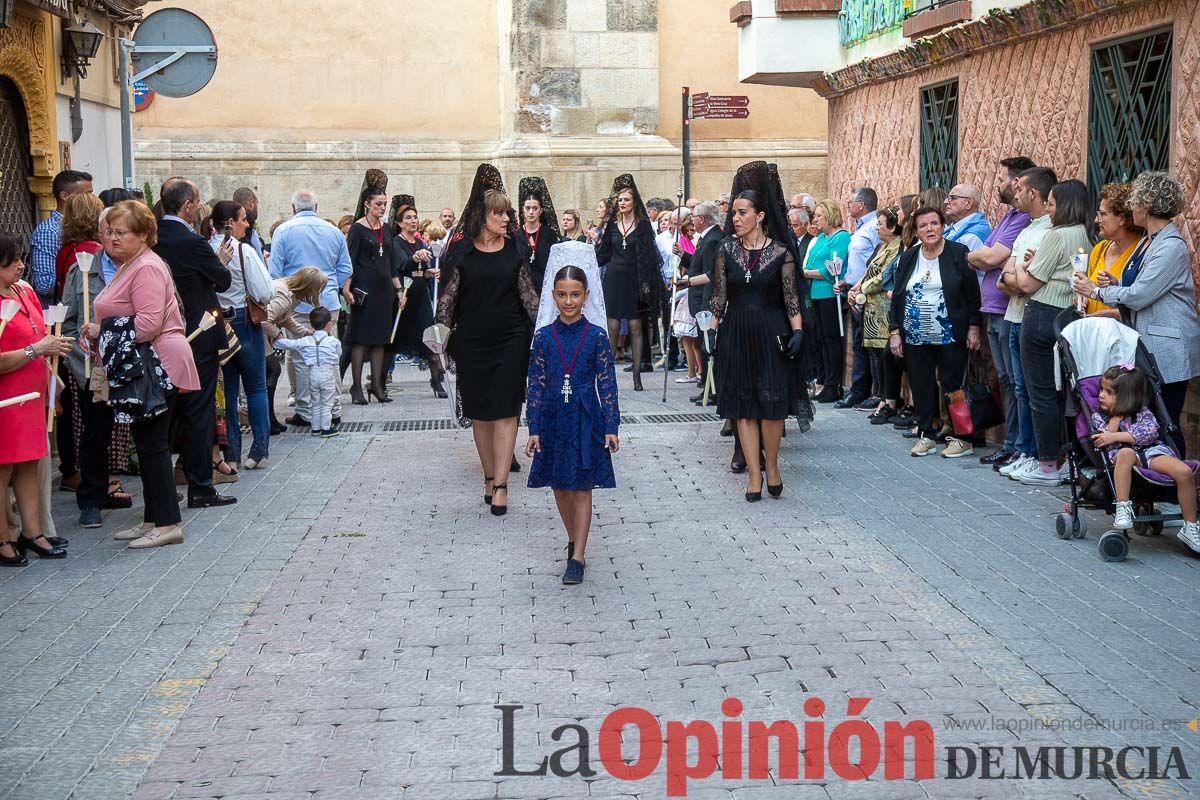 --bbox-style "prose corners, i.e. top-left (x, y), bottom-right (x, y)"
top-left (118, 38), bottom-right (134, 190)
top-left (681, 86), bottom-right (691, 201)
